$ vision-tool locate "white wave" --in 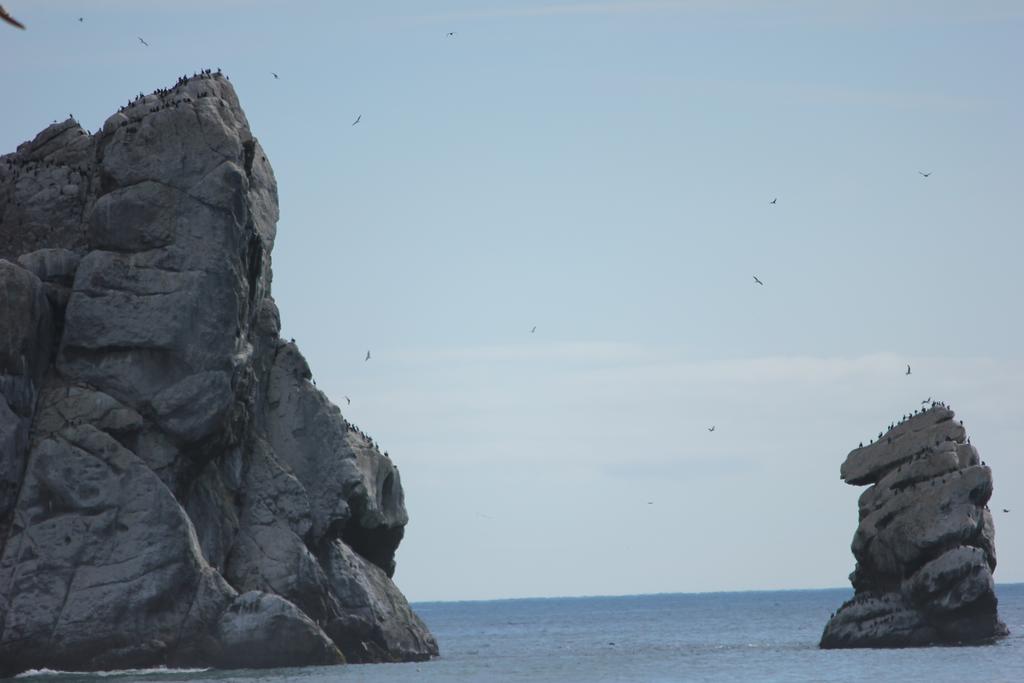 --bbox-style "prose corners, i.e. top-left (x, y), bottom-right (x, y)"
top-left (17, 667), bottom-right (210, 678)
